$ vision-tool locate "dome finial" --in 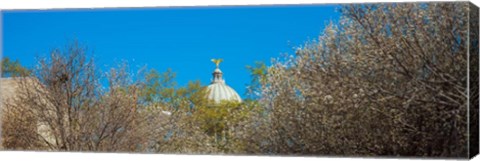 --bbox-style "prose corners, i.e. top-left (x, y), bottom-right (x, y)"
top-left (211, 58), bottom-right (223, 68)
top-left (211, 58), bottom-right (224, 84)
